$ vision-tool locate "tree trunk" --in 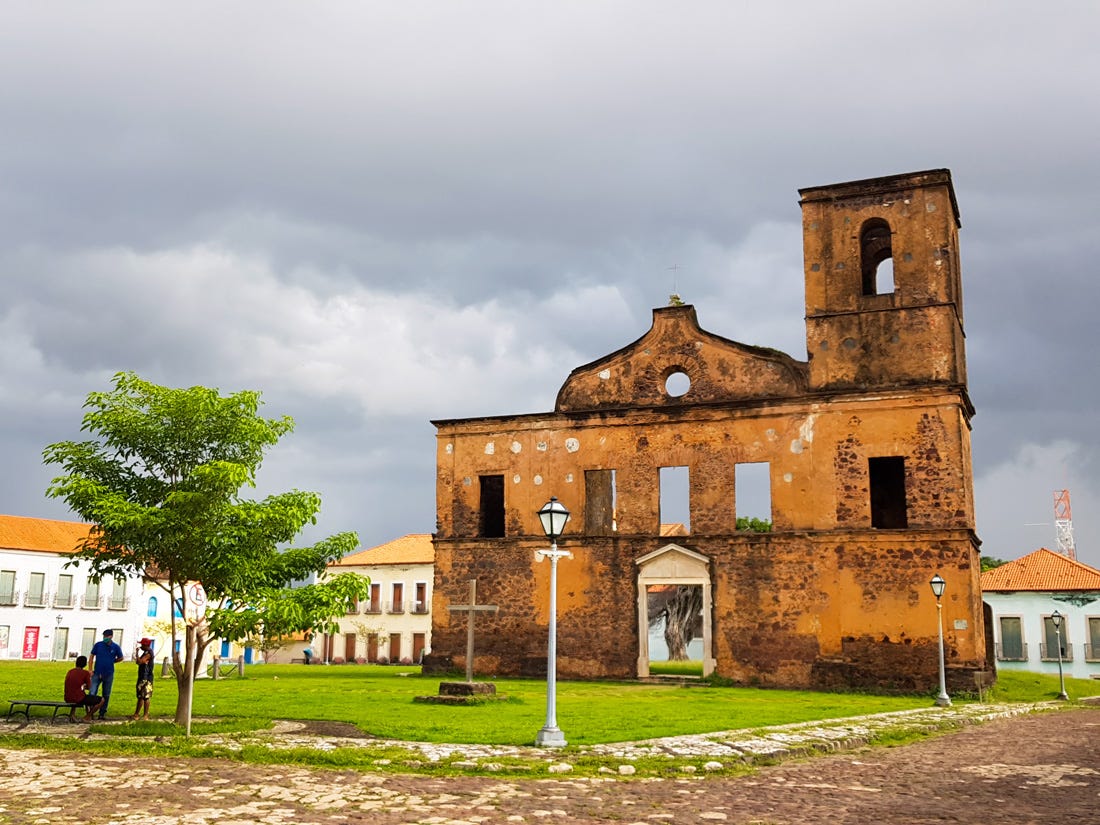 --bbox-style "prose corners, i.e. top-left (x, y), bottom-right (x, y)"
top-left (662, 586), bottom-right (702, 661)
